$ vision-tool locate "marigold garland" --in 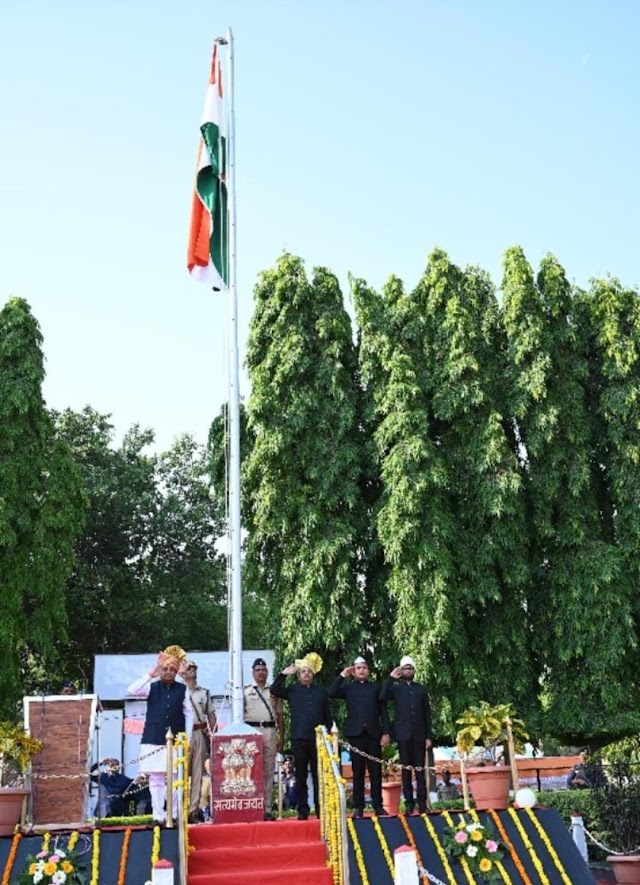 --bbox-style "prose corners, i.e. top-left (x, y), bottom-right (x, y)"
top-left (468, 811), bottom-right (513, 885)
top-left (523, 808), bottom-right (572, 885)
top-left (421, 814), bottom-right (457, 885)
top-left (442, 812), bottom-right (476, 885)
top-left (371, 814), bottom-right (394, 877)
top-left (347, 816), bottom-right (370, 885)
top-left (116, 826), bottom-right (132, 885)
top-left (399, 814), bottom-right (432, 885)
top-left (151, 824), bottom-right (161, 873)
top-left (90, 828), bottom-right (100, 885)
top-left (41, 832), bottom-right (51, 853)
top-left (68, 831), bottom-right (79, 851)
top-left (507, 808), bottom-right (550, 885)
top-left (1, 832), bottom-right (21, 885)
top-left (488, 810), bottom-right (533, 885)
